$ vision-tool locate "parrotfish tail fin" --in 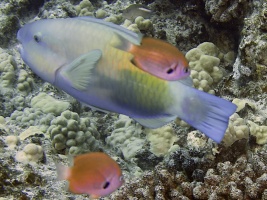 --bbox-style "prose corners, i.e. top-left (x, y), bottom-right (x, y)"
top-left (177, 88), bottom-right (237, 143)
top-left (55, 163), bottom-right (70, 181)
